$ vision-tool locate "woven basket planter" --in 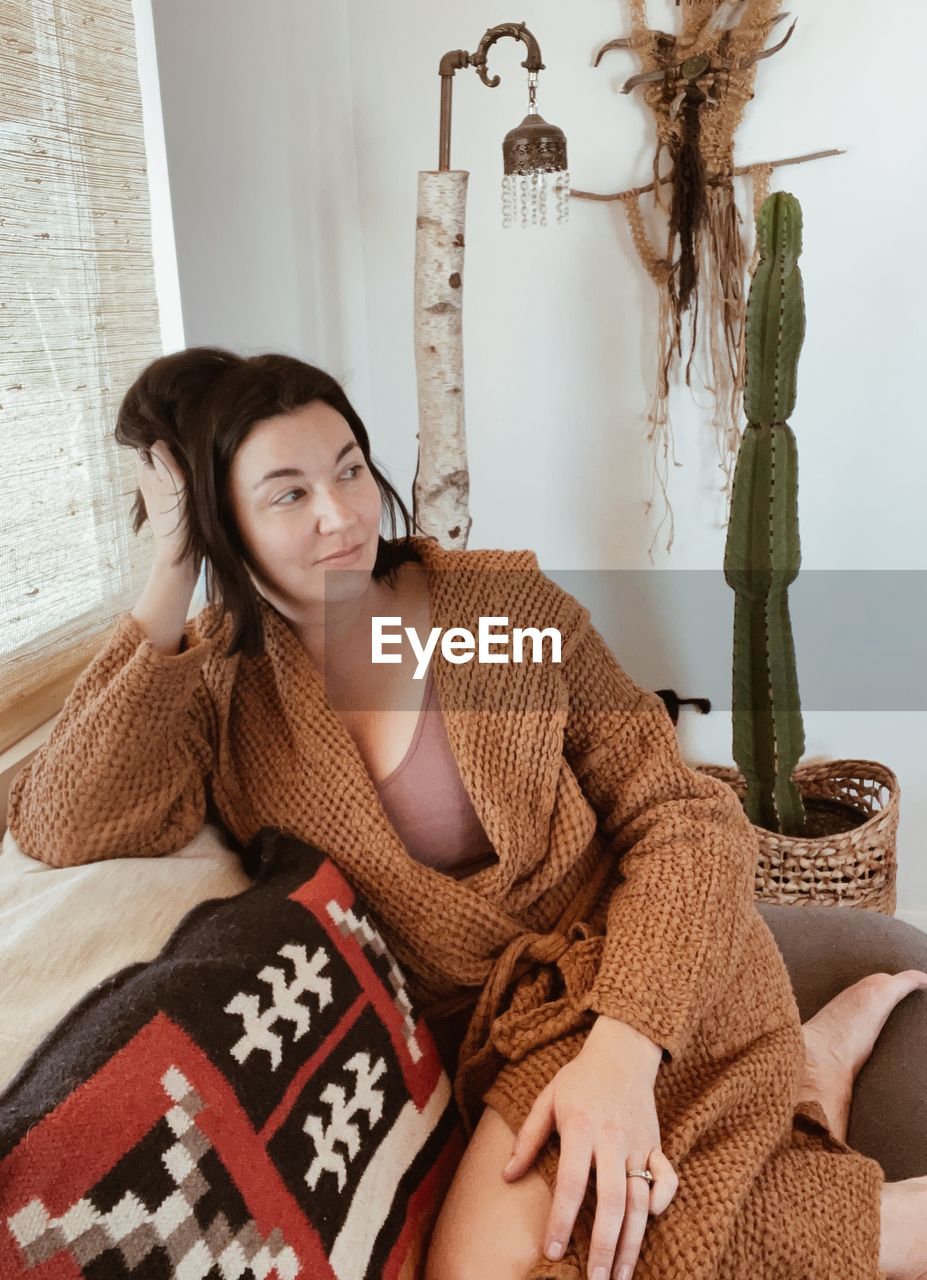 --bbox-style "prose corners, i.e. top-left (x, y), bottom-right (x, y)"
top-left (695, 760), bottom-right (899, 914)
